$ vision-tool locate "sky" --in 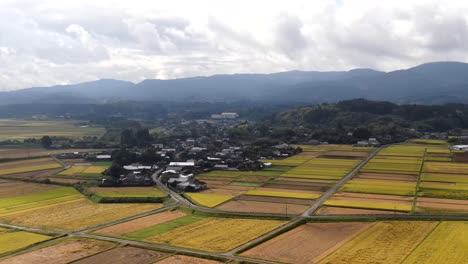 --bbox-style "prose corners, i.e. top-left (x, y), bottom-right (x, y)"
top-left (1, 0), bottom-right (468, 90)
